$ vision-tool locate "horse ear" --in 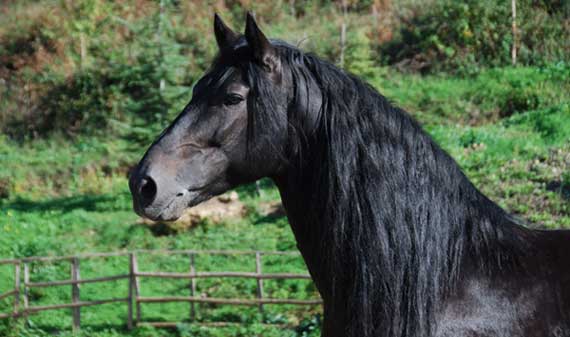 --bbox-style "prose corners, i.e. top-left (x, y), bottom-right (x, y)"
top-left (214, 13), bottom-right (239, 51)
top-left (244, 12), bottom-right (279, 73)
